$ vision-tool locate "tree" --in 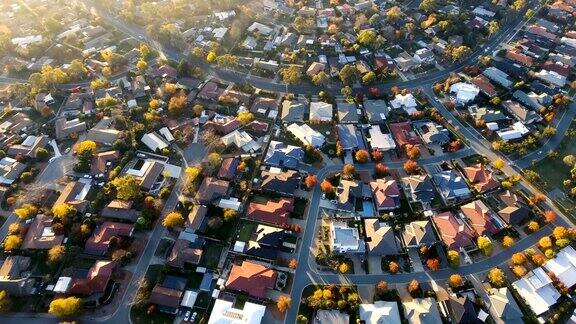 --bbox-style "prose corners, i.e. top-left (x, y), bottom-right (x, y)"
top-left (502, 236), bottom-right (515, 248)
top-left (563, 155), bottom-right (576, 166)
top-left (162, 212), bottom-right (184, 229)
top-left (362, 71), bottom-right (376, 85)
top-left (405, 145), bottom-right (420, 160)
top-left (3, 235), bottom-right (21, 251)
top-left (48, 245), bottom-right (66, 265)
top-left (48, 297), bottom-right (82, 317)
top-left (0, 290), bottom-right (11, 314)
top-left (339, 65), bottom-right (359, 85)
top-left (355, 149), bottom-right (370, 163)
top-left (288, 259), bottom-right (298, 269)
top-left (168, 94), bottom-right (186, 116)
top-left (206, 51), bottom-right (217, 62)
top-left (111, 175), bottom-right (140, 200)
top-left (52, 203), bottom-right (76, 220)
top-left (539, 236), bottom-right (552, 249)
top-left (35, 147), bottom-right (49, 161)
top-left (532, 254), bottom-right (546, 266)
top-left (305, 175), bottom-right (317, 189)
top-left (447, 250), bottom-right (460, 267)
top-left (67, 59), bottom-right (87, 80)
top-left (449, 274), bottom-right (463, 288)
top-left (312, 71), bottom-right (329, 86)
top-left (371, 149), bottom-right (383, 162)
top-left (403, 159), bottom-right (419, 174)
top-left (375, 163), bottom-right (389, 177)
top-left (376, 281), bottom-right (388, 295)
top-left (407, 279), bottom-right (420, 296)
top-left (185, 166), bottom-right (201, 183)
top-left (237, 111), bottom-right (254, 125)
top-left (342, 164), bottom-right (356, 178)
top-left (512, 265), bottom-right (527, 278)
top-left (553, 226), bottom-right (568, 240)
top-left (511, 0), bottom-right (526, 10)
top-left (136, 59), bottom-right (148, 73)
top-left (388, 261), bottom-right (399, 274)
top-left (7, 223), bottom-right (19, 236)
top-left (14, 204), bottom-right (38, 220)
top-left (386, 6), bottom-right (401, 21)
top-left (419, 0), bottom-right (436, 12)
top-left (279, 65), bottom-right (302, 85)
top-left (544, 210), bottom-right (556, 223)
top-left (320, 180), bottom-right (335, 194)
top-left (426, 258), bottom-right (440, 271)
top-left (338, 262), bottom-right (349, 273)
top-left (223, 209), bottom-right (237, 221)
top-left (511, 252), bottom-right (526, 265)
top-left (528, 221), bottom-right (540, 232)
top-left (487, 268), bottom-right (506, 287)
top-left (493, 158), bottom-right (505, 170)
top-left (77, 140), bottom-right (97, 157)
top-left (277, 296), bottom-right (291, 312)
top-left (449, 46), bottom-right (471, 62)
top-left (488, 21), bottom-right (500, 35)
top-left (477, 236), bottom-right (493, 256)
